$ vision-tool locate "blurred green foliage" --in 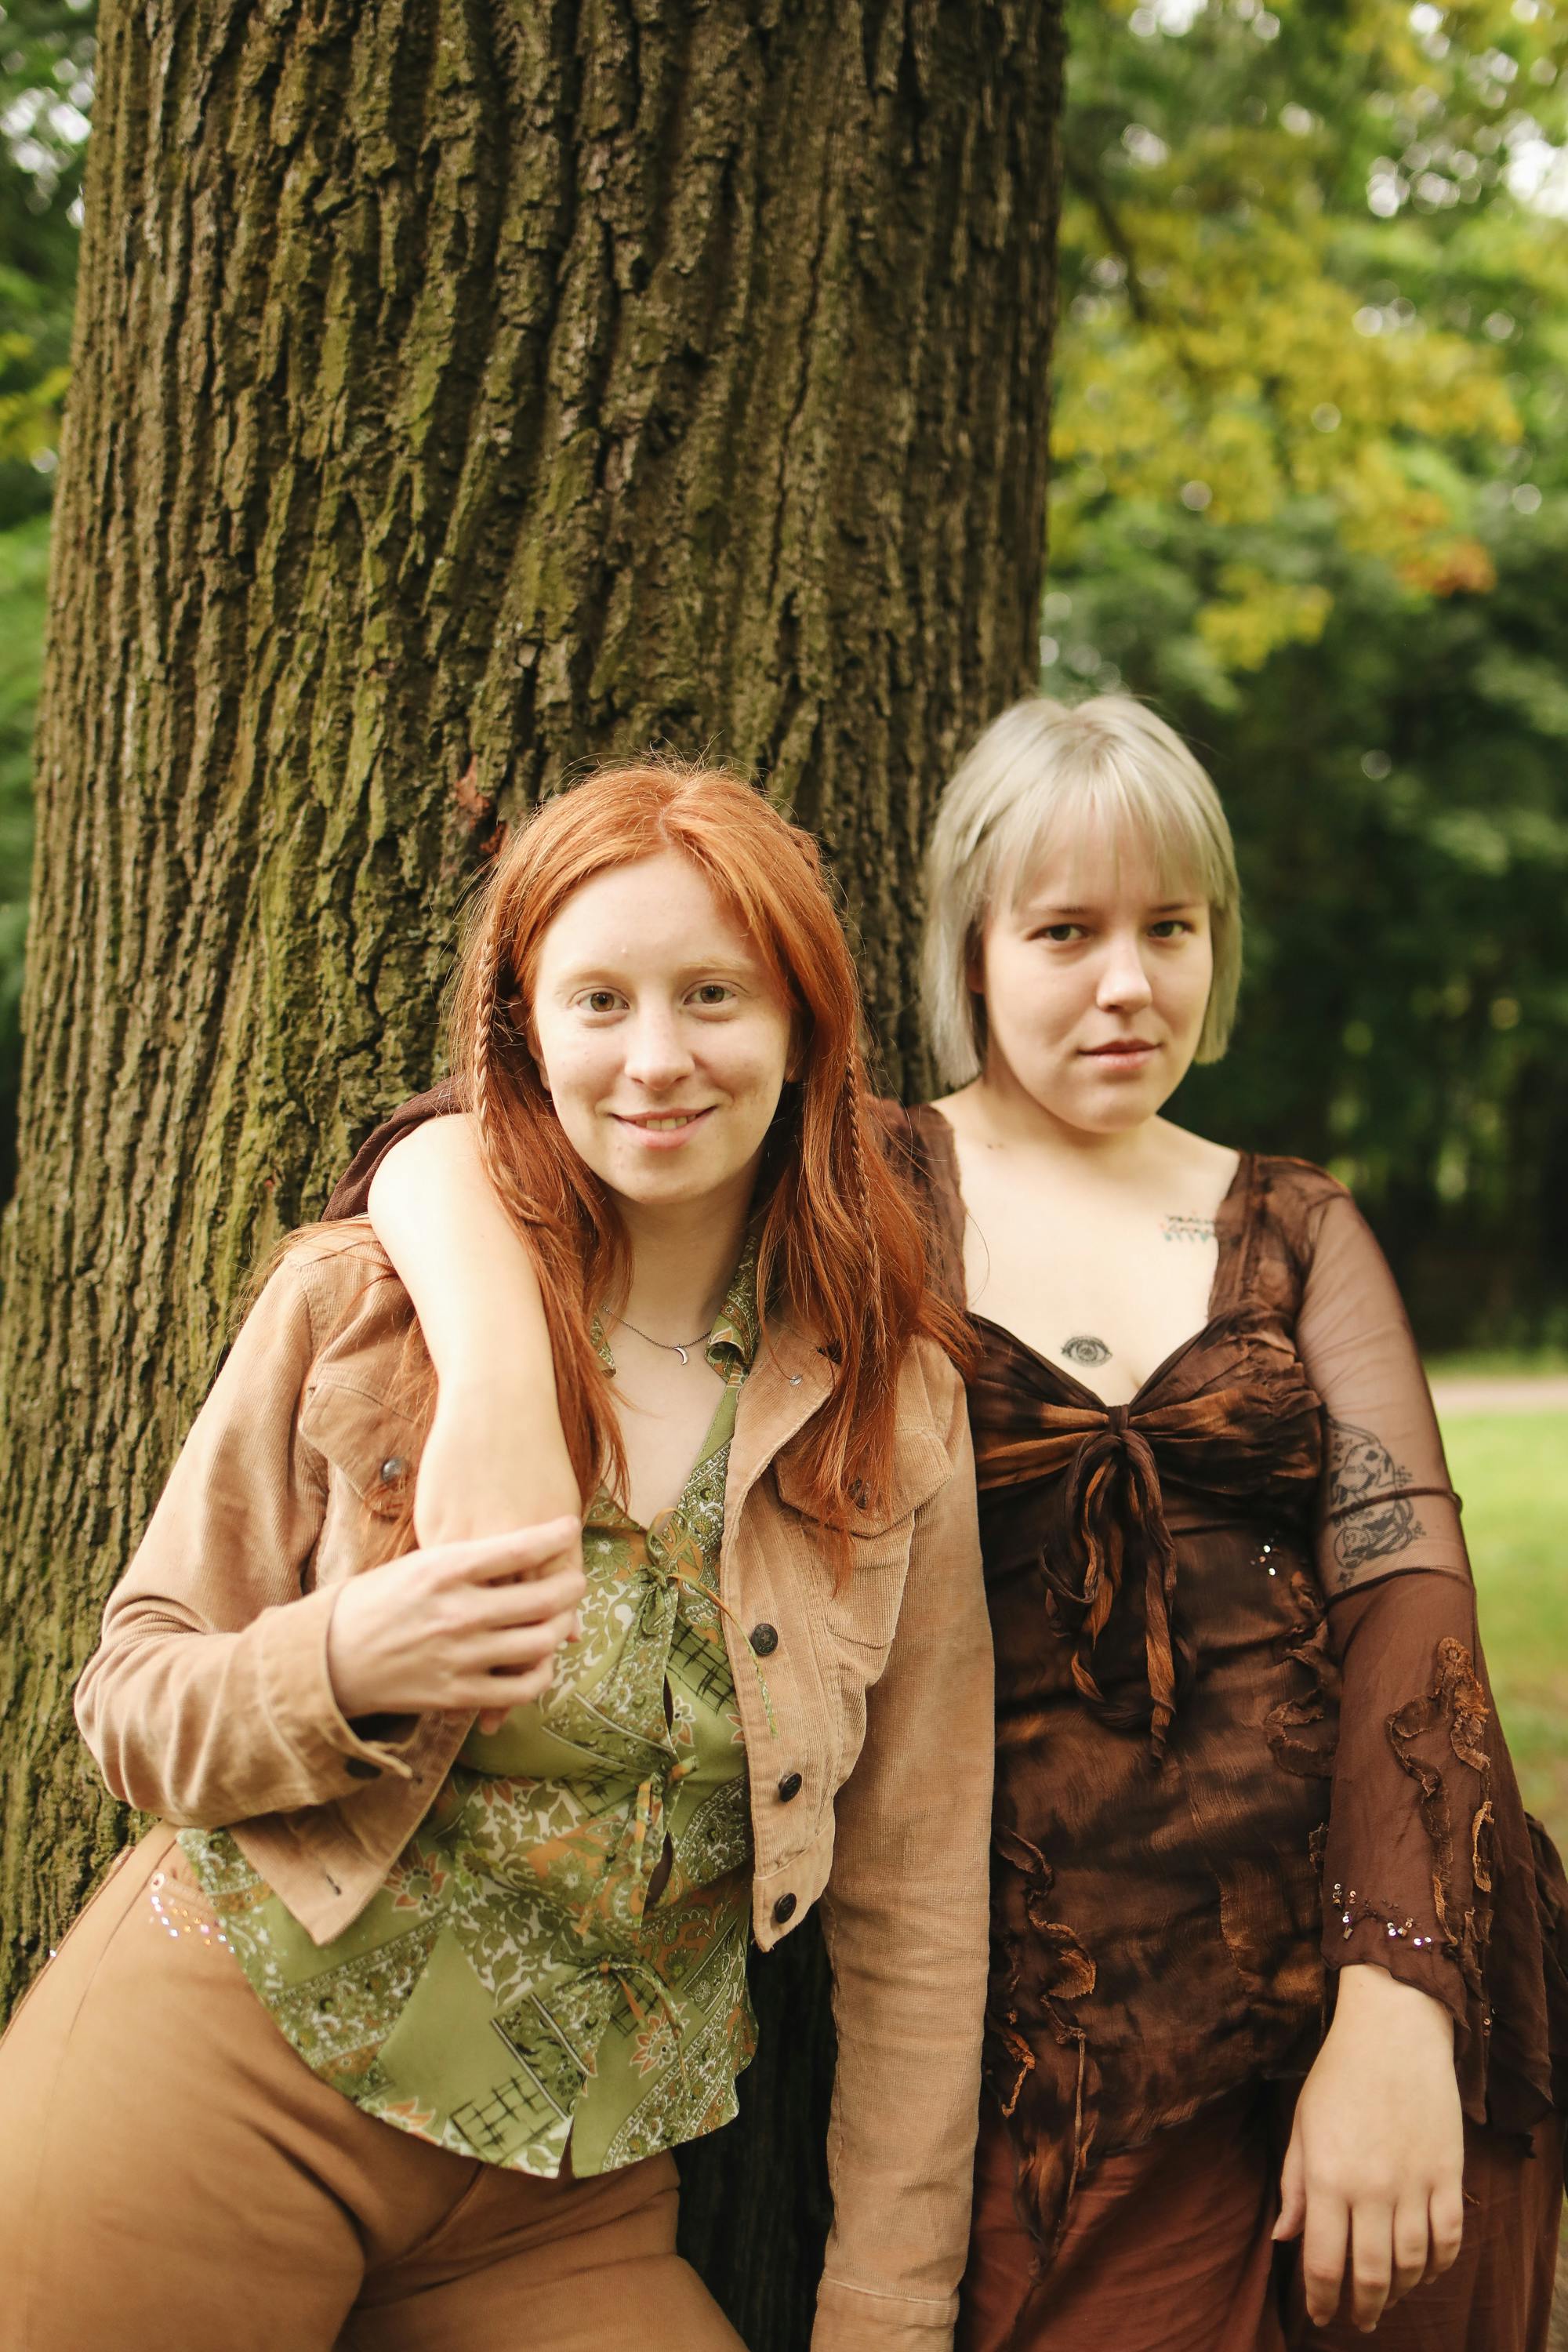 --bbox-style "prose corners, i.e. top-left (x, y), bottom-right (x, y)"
top-left (0, 512), bottom-right (46, 1197)
top-left (0, 0), bottom-right (90, 523)
top-left (0, 0), bottom-right (1565, 1347)
top-left (0, 0), bottom-right (89, 1192)
top-left (1052, 0), bottom-right (1568, 1346)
